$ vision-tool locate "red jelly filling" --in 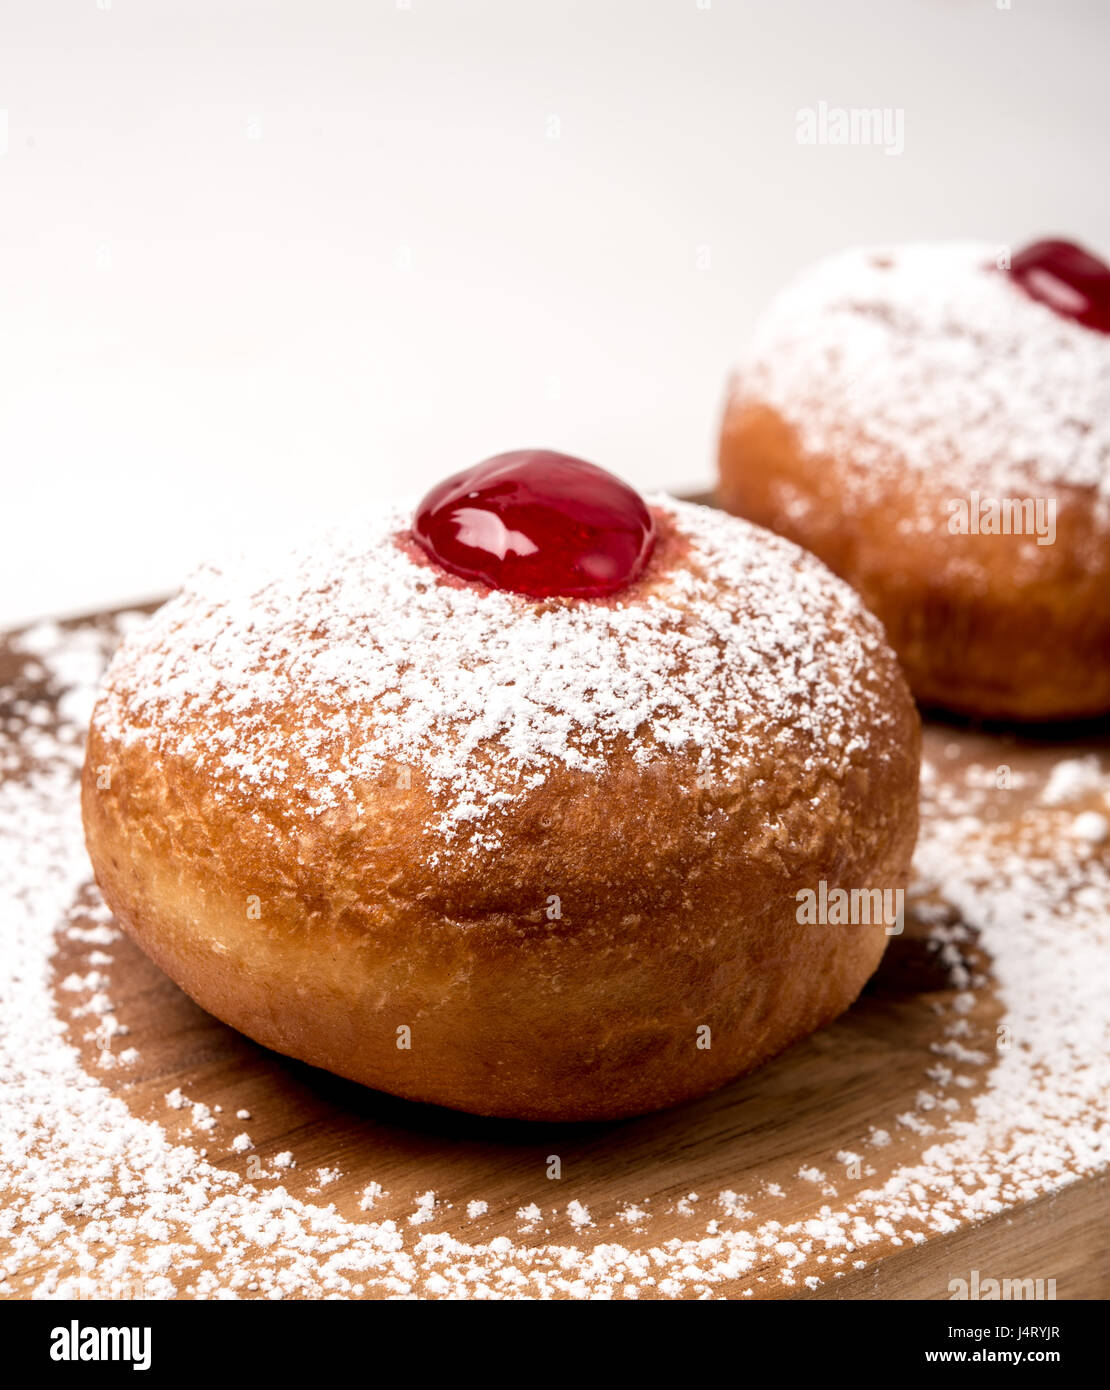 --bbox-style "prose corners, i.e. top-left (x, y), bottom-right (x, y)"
top-left (413, 450), bottom-right (656, 598)
top-left (1007, 238), bottom-right (1110, 334)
